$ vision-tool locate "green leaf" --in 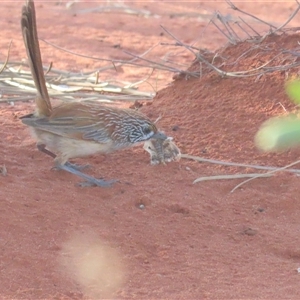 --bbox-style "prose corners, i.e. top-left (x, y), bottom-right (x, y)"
top-left (285, 80), bottom-right (300, 104)
top-left (255, 114), bottom-right (300, 152)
